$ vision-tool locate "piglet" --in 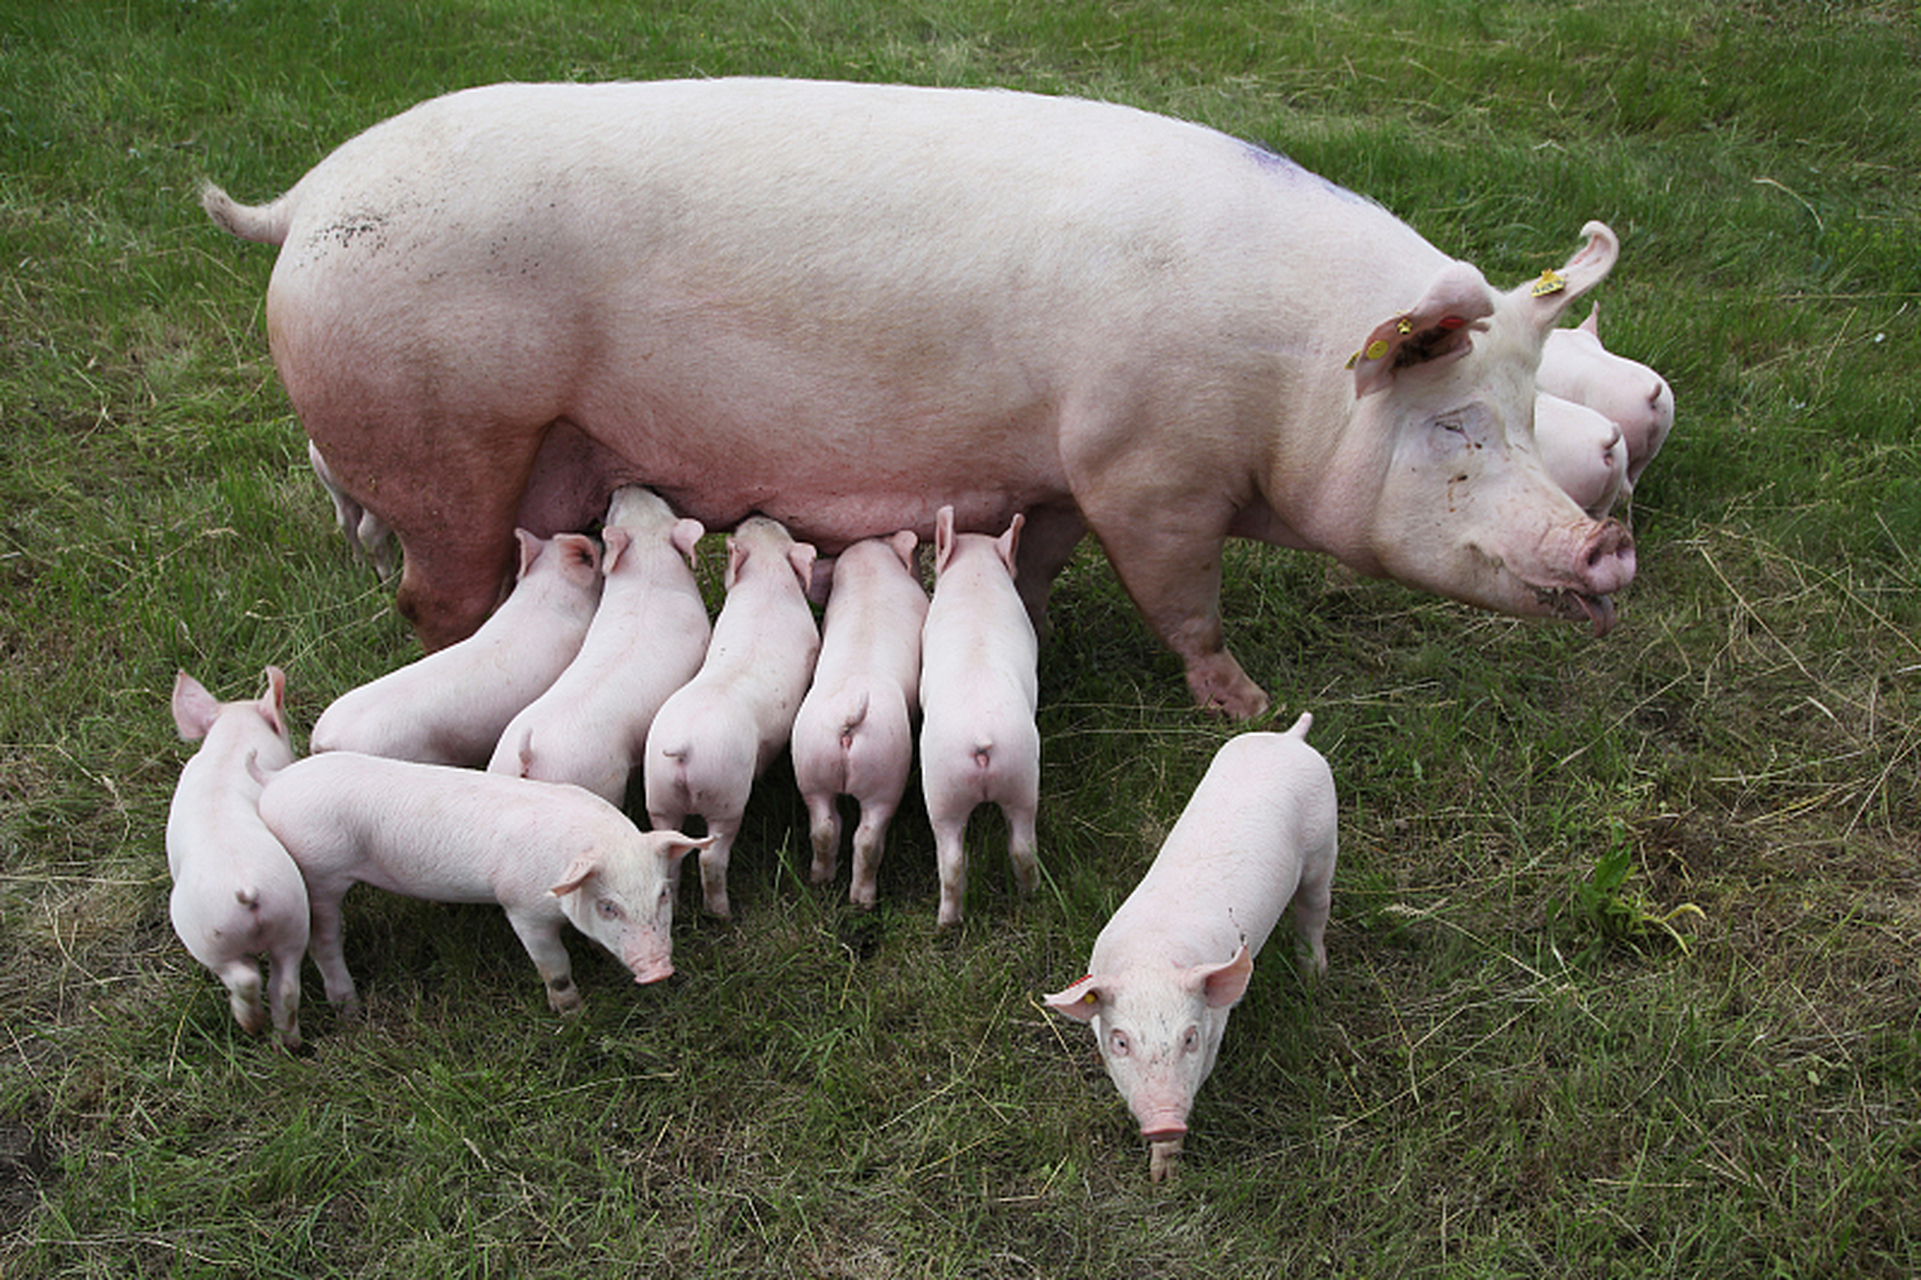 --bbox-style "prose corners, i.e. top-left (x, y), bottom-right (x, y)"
top-left (308, 439), bottom-right (396, 576)
top-left (165, 667), bottom-right (307, 1048)
top-left (310, 530), bottom-right (601, 766)
top-left (255, 752), bottom-right (712, 1016)
top-left (490, 487), bottom-right (710, 806)
top-left (1044, 714), bottom-right (1337, 1182)
top-left (644, 516), bottom-right (820, 919)
top-left (1539, 303), bottom-right (1675, 487)
top-left (791, 531), bottom-right (928, 907)
top-left (1534, 392), bottom-right (1628, 519)
top-left (918, 507), bottom-right (1040, 928)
